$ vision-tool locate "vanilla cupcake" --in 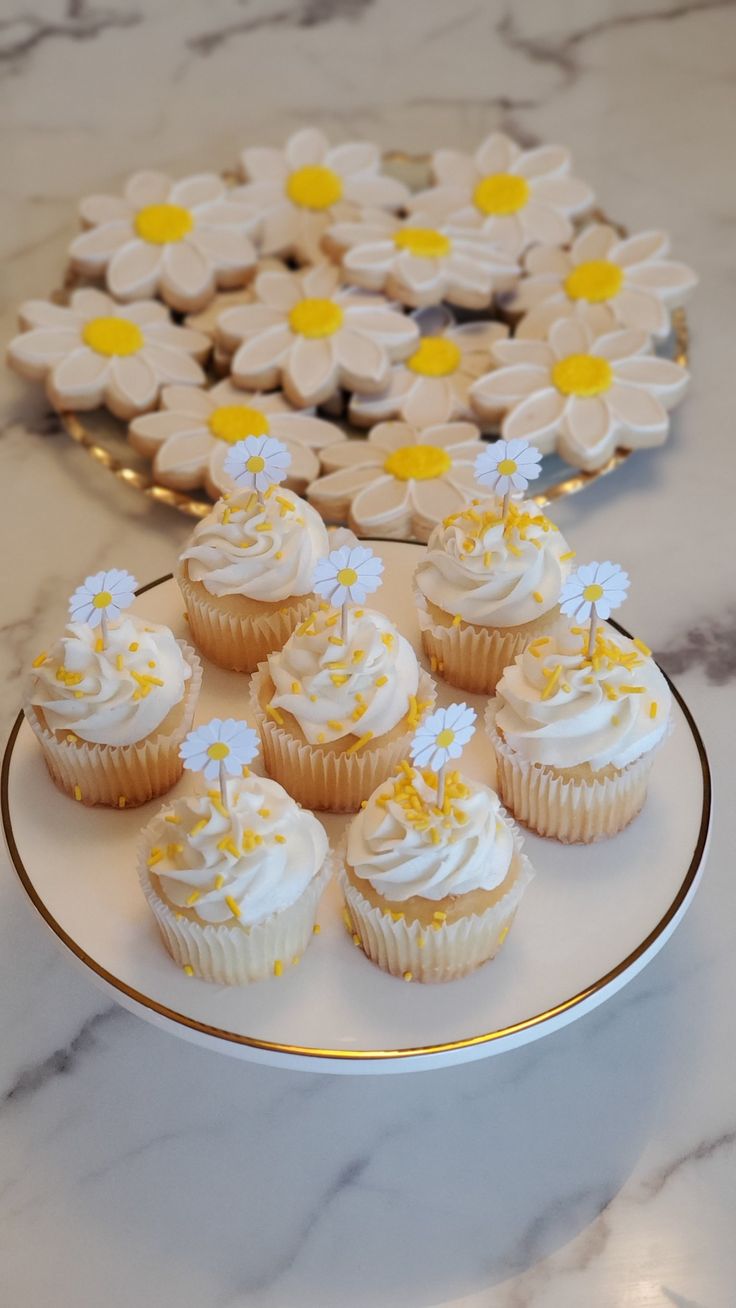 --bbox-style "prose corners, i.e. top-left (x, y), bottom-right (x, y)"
top-left (250, 605), bottom-right (436, 812)
top-left (139, 774), bottom-right (330, 984)
top-left (177, 483), bottom-right (329, 672)
top-left (25, 612), bottom-right (201, 808)
top-left (487, 622), bottom-right (672, 843)
top-left (414, 495), bottom-right (574, 695)
top-left (340, 763), bottom-right (533, 983)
